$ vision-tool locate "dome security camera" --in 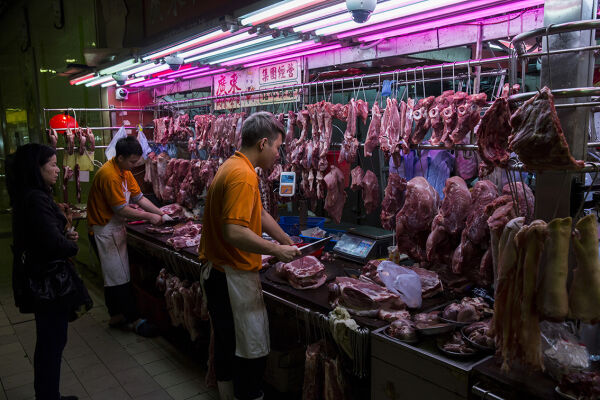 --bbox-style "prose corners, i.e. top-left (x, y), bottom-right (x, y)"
top-left (346, 0), bottom-right (377, 23)
top-left (112, 73), bottom-right (127, 86)
top-left (165, 55), bottom-right (184, 71)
